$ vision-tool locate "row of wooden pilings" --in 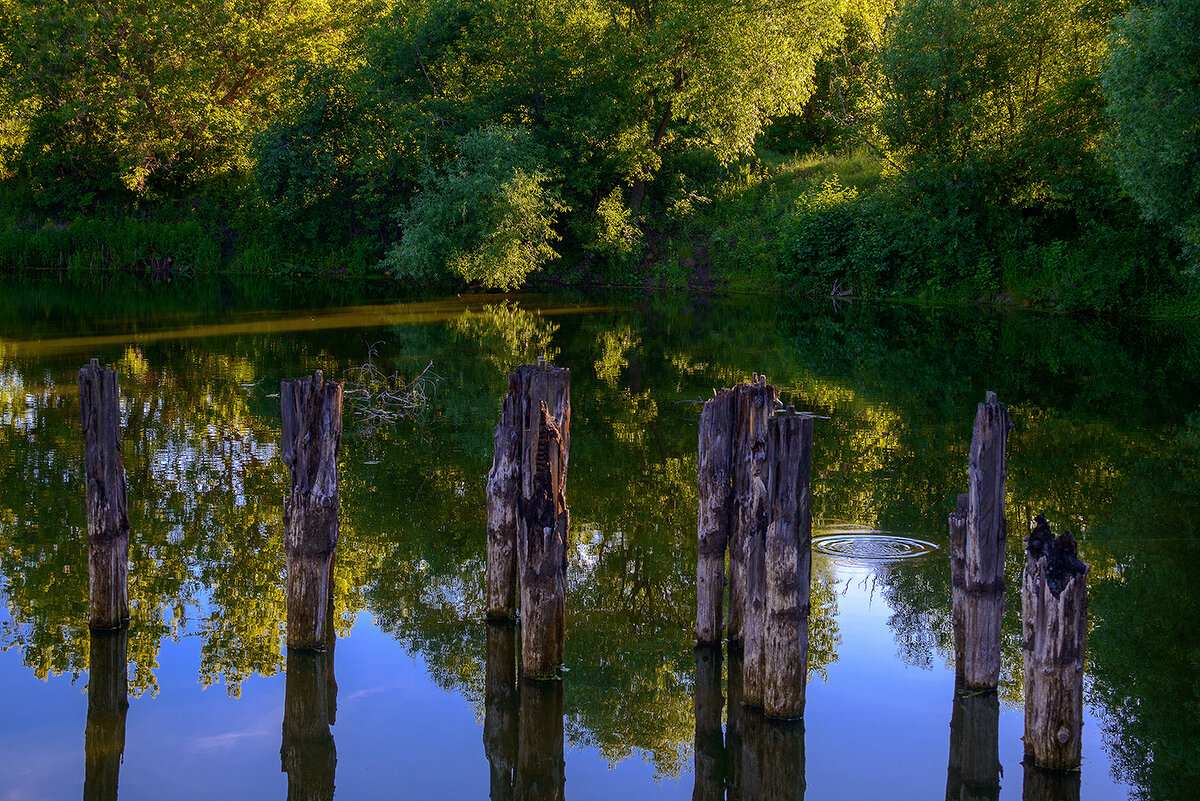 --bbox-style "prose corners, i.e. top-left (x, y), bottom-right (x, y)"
top-left (694, 384), bottom-right (1091, 774)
